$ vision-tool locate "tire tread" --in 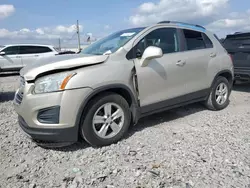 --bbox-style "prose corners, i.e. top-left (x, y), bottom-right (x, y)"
top-left (204, 76), bottom-right (230, 111)
top-left (80, 92), bottom-right (131, 147)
